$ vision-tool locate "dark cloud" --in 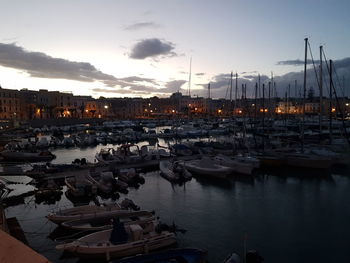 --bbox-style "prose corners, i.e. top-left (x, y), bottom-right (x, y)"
top-left (165, 80), bottom-right (186, 92)
top-left (277, 59), bottom-right (320, 66)
top-left (195, 73), bottom-right (205, 76)
top-left (273, 57), bottom-right (350, 97)
top-left (0, 42), bottom-right (118, 84)
top-left (129, 38), bottom-right (177, 60)
top-left (0, 42), bottom-right (163, 91)
top-left (240, 71), bottom-right (257, 74)
top-left (119, 76), bottom-right (158, 85)
top-left (124, 22), bottom-right (160, 31)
